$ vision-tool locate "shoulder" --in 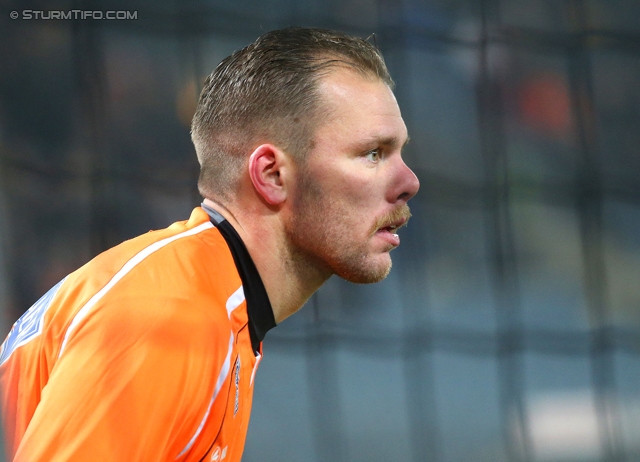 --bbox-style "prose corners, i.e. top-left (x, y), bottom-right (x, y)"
top-left (52, 208), bottom-right (243, 359)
